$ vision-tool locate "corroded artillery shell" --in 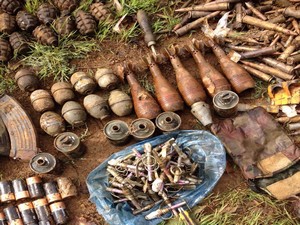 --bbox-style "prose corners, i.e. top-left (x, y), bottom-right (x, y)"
top-left (40, 111), bottom-right (65, 137)
top-left (51, 82), bottom-right (75, 105)
top-left (14, 68), bottom-right (39, 92)
top-left (0, 0), bottom-right (21, 14)
top-left (33, 25), bottom-right (58, 46)
top-left (108, 89), bottom-right (133, 116)
top-left (95, 68), bottom-right (119, 91)
top-left (90, 2), bottom-right (111, 22)
top-left (30, 89), bottom-right (55, 113)
top-left (75, 10), bottom-right (96, 35)
top-left (70, 71), bottom-right (96, 95)
top-left (9, 32), bottom-right (29, 55)
top-left (83, 94), bottom-right (110, 120)
top-left (0, 38), bottom-right (12, 62)
top-left (54, 15), bottom-right (76, 36)
top-left (53, 0), bottom-right (78, 13)
top-left (16, 11), bottom-right (39, 31)
top-left (37, 3), bottom-right (58, 25)
top-left (0, 12), bottom-right (16, 34)
top-left (61, 101), bottom-right (87, 127)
